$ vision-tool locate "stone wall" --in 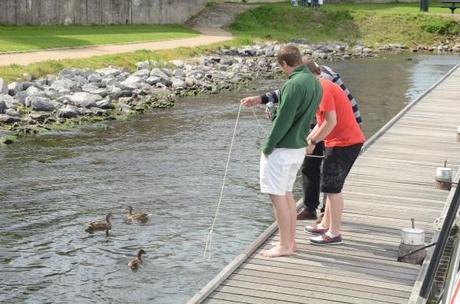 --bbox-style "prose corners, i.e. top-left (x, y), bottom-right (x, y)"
top-left (0, 0), bottom-right (208, 25)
